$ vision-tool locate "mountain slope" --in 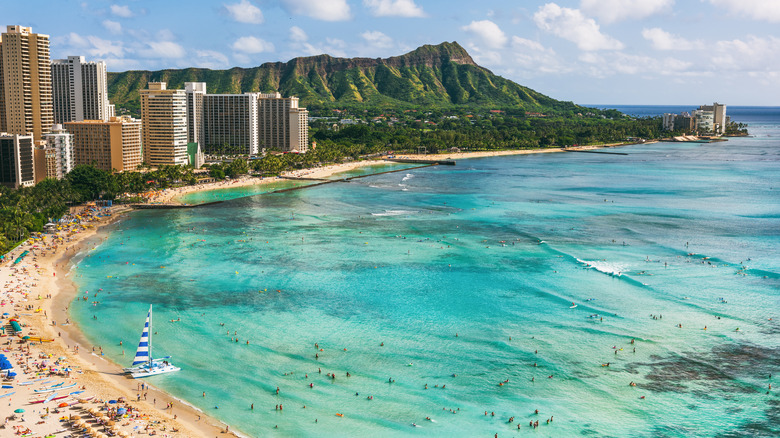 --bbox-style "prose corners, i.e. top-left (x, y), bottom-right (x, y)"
top-left (107, 42), bottom-right (580, 114)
